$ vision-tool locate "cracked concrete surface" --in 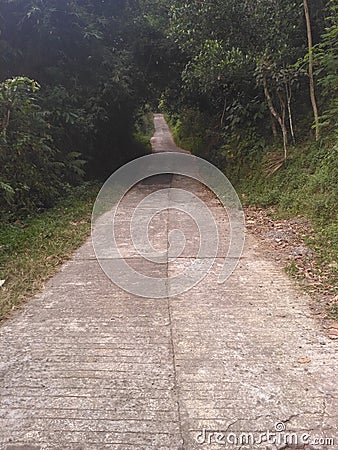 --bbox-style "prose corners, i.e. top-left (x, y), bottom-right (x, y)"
top-left (0, 114), bottom-right (337, 449)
